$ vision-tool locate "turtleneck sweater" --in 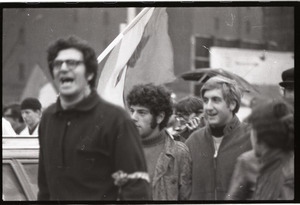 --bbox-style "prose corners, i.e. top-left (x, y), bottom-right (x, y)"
top-left (142, 130), bottom-right (165, 183)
